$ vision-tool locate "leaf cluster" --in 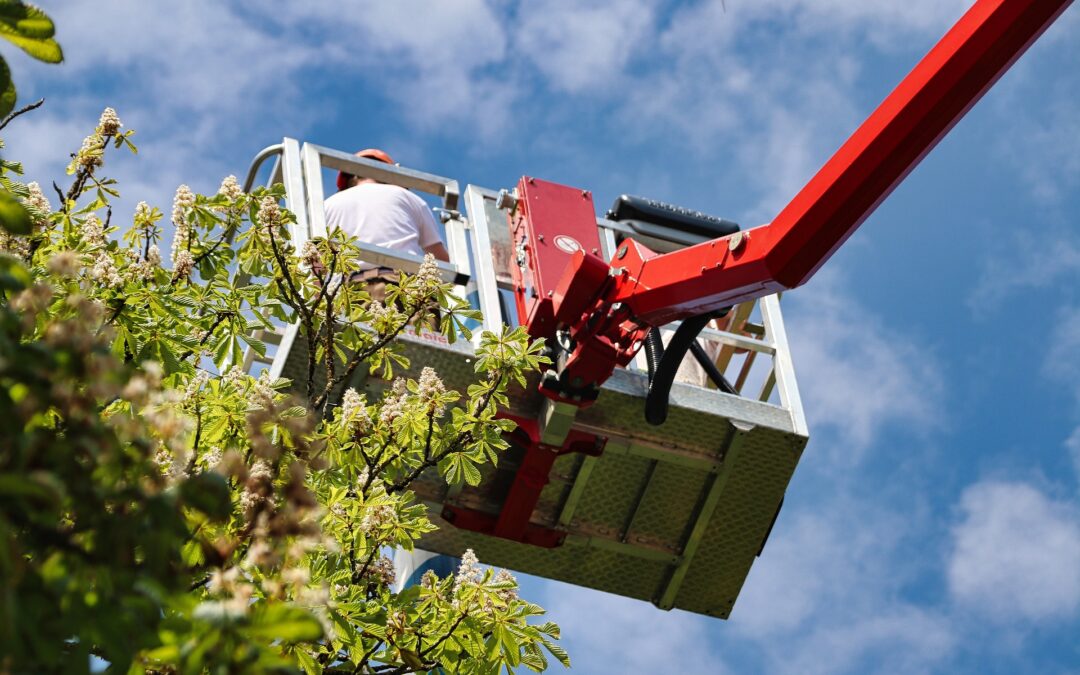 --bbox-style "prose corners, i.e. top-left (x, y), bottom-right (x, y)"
top-left (0, 107), bottom-right (566, 675)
